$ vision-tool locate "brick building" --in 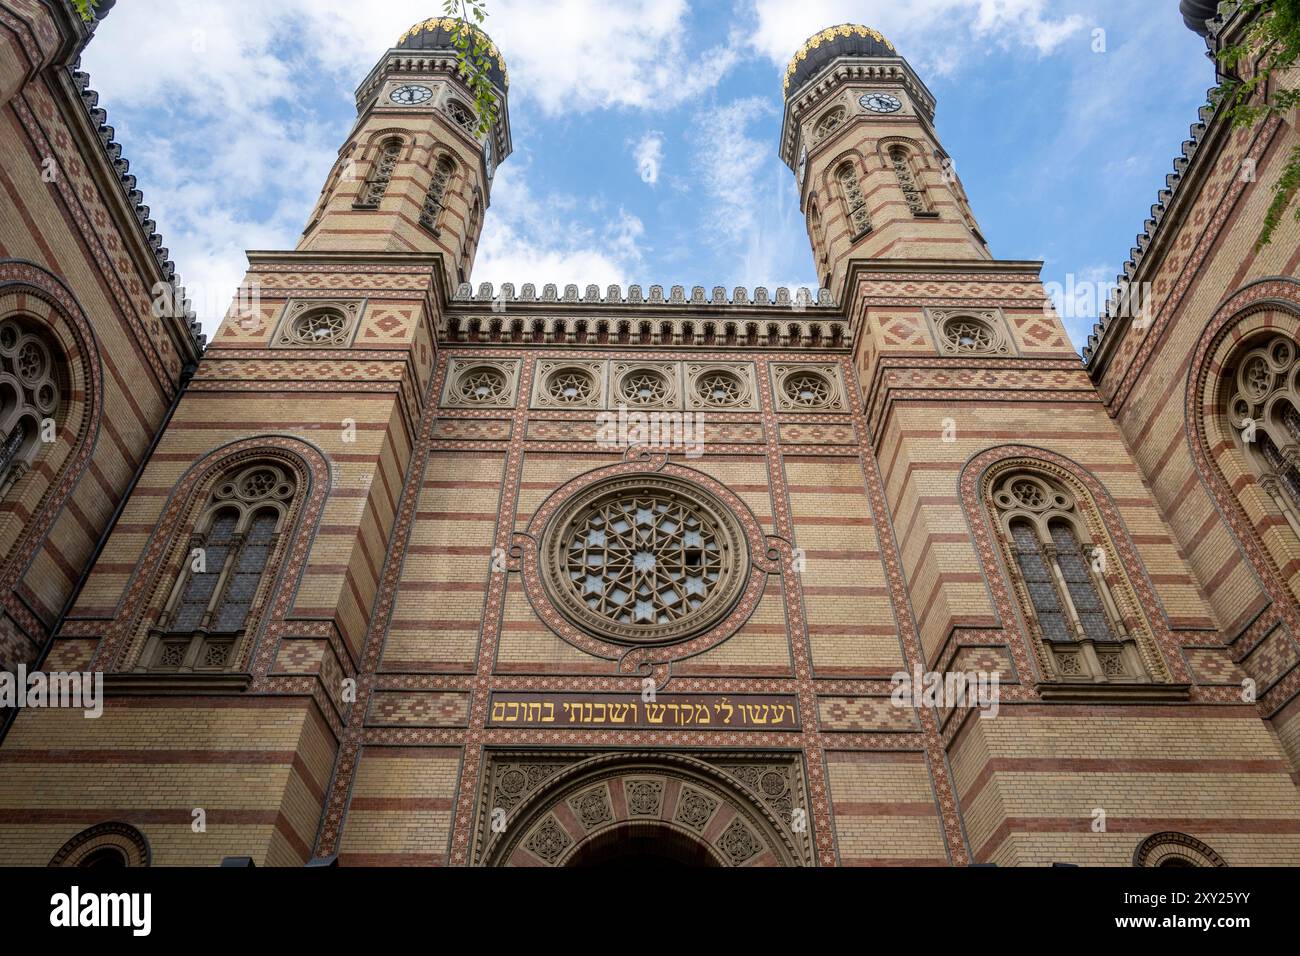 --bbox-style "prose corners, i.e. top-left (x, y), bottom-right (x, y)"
top-left (0, 2), bottom-right (1298, 867)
